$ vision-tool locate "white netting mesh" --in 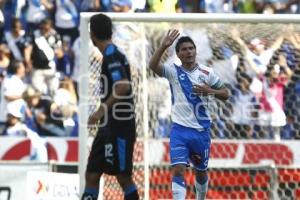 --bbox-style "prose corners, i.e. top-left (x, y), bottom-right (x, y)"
top-left (81, 15), bottom-right (300, 199)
